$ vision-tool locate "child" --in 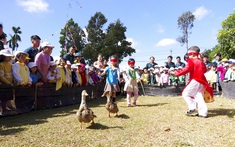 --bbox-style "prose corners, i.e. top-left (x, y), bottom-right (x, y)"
top-left (12, 51), bottom-right (32, 86)
top-left (55, 58), bottom-right (67, 90)
top-left (124, 58), bottom-right (140, 107)
top-left (28, 62), bottom-right (43, 86)
top-left (0, 49), bottom-right (15, 111)
top-left (171, 46), bottom-right (213, 118)
top-left (71, 64), bottom-right (79, 86)
top-left (141, 68), bottom-right (149, 84)
top-left (148, 68), bottom-right (155, 85)
top-left (65, 61), bottom-right (72, 87)
top-left (160, 67), bottom-right (169, 87)
top-left (77, 63), bottom-right (88, 86)
top-left (206, 64), bottom-right (218, 91)
top-left (169, 67), bottom-right (178, 86)
top-left (100, 56), bottom-right (120, 102)
top-left (154, 65), bottom-right (161, 86)
top-left (47, 61), bottom-right (58, 83)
